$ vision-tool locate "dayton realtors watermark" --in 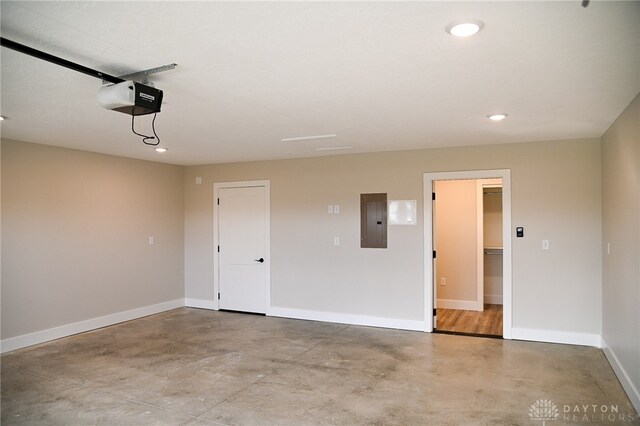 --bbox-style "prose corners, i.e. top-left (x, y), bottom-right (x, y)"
top-left (529, 399), bottom-right (639, 424)
top-left (563, 403), bottom-right (638, 423)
